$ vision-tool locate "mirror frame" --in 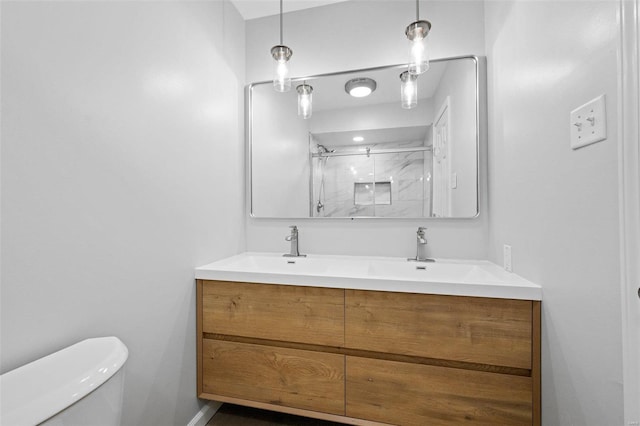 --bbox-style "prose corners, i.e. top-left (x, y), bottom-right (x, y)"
top-left (247, 55), bottom-right (483, 220)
